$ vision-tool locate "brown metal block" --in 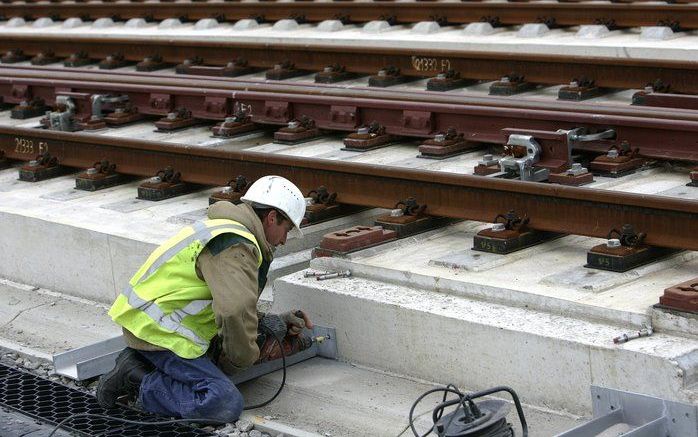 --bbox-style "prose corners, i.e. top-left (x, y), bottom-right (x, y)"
top-left (266, 61), bottom-right (307, 80)
top-left (209, 175), bottom-right (251, 205)
top-left (212, 113), bottom-right (257, 138)
top-left (1, 49), bottom-right (28, 64)
top-left (274, 117), bottom-right (321, 144)
top-left (154, 108), bottom-right (197, 131)
top-left (426, 70), bottom-right (474, 92)
top-left (473, 210), bottom-right (562, 254)
top-left (221, 58), bottom-right (257, 77)
top-left (342, 122), bottom-right (395, 151)
top-left (75, 159), bottom-right (125, 191)
top-left (137, 167), bottom-right (194, 201)
top-left (368, 66), bottom-right (410, 88)
top-left (548, 163), bottom-right (594, 186)
top-left (76, 116), bottom-right (108, 131)
top-left (99, 53), bottom-right (130, 70)
top-left (255, 100), bottom-right (291, 124)
top-left (586, 224), bottom-right (679, 272)
top-left (489, 75), bottom-right (534, 96)
top-left (136, 55), bottom-right (168, 72)
top-left (175, 56), bottom-right (204, 74)
top-left (590, 142), bottom-right (645, 177)
top-left (473, 154), bottom-right (501, 176)
top-left (10, 98), bottom-right (49, 120)
top-left (103, 105), bottom-right (147, 126)
top-left (30, 51), bottom-right (59, 66)
top-left (18, 152), bottom-right (70, 182)
top-left (7, 84), bottom-right (29, 105)
top-left (315, 65), bottom-right (355, 84)
top-left (557, 79), bottom-right (602, 101)
top-left (658, 278), bottom-right (698, 313)
top-left (149, 93), bottom-right (173, 114)
top-left (418, 128), bottom-right (477, 159)
top-left (64, 51), bottom-right (94, 67)
top-left (313, 225), bottom-right (397, 257)
top-left (327, 105), bottom-right (357, 130)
